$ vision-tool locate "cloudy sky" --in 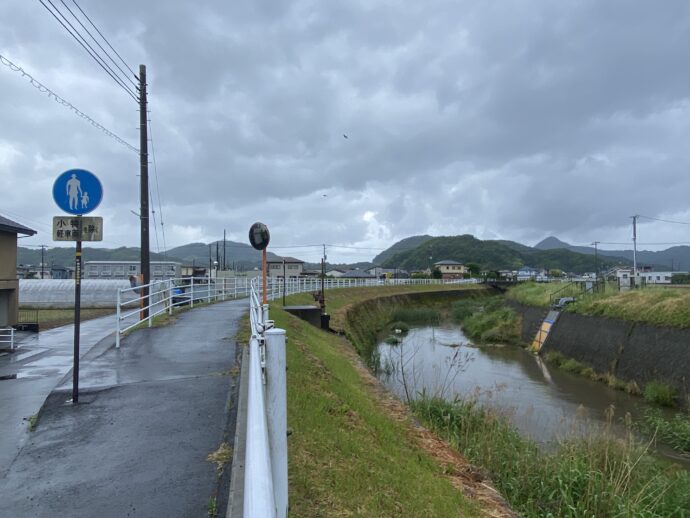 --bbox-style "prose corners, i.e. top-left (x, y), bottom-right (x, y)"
top-left (1, 0), bottom-right (689, 263)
